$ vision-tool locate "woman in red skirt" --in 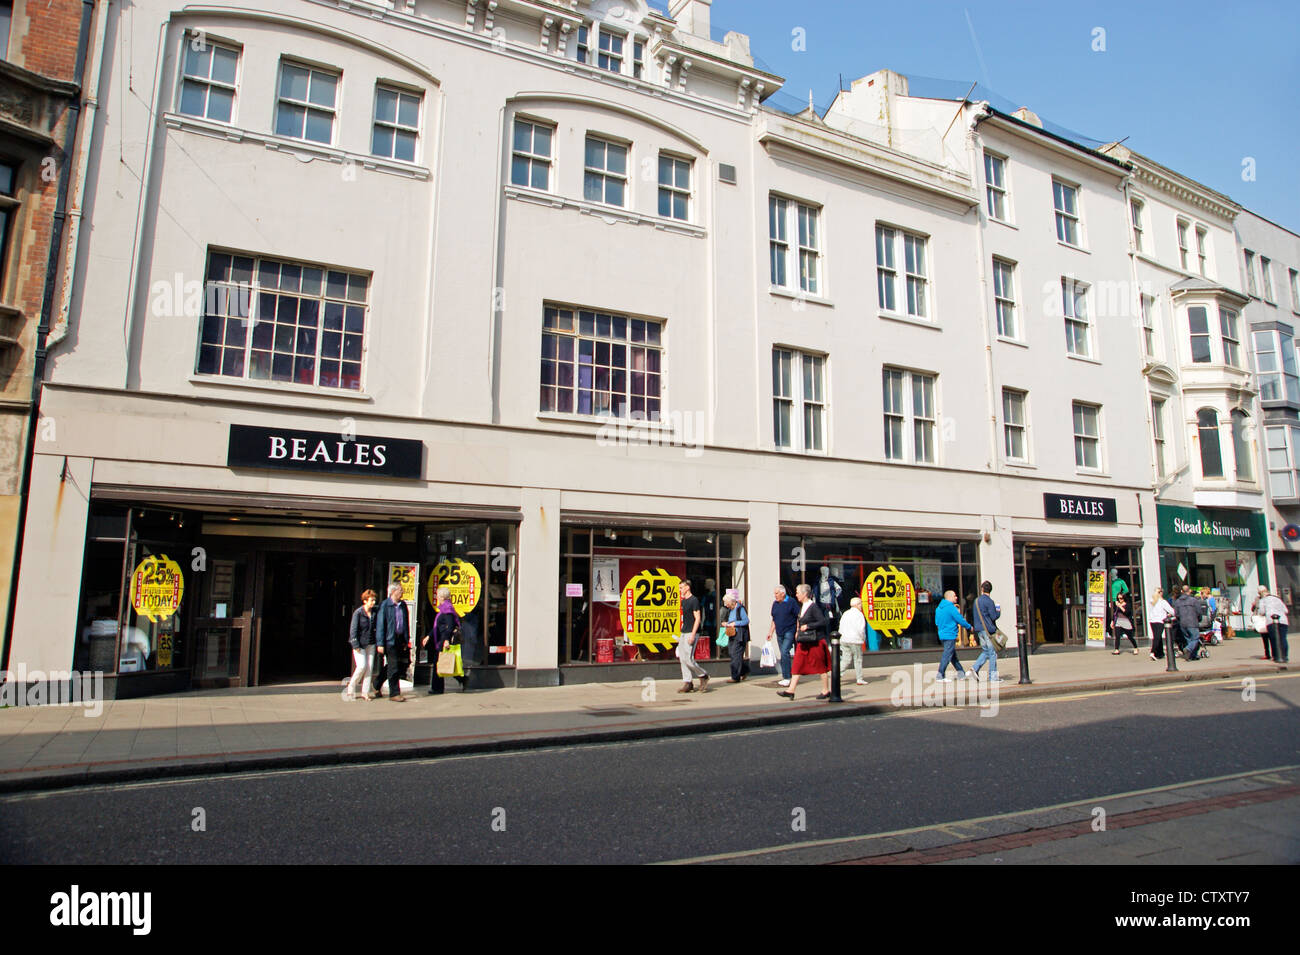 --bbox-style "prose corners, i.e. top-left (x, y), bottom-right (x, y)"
top-left (779, 583), bottom-right (831, 700)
